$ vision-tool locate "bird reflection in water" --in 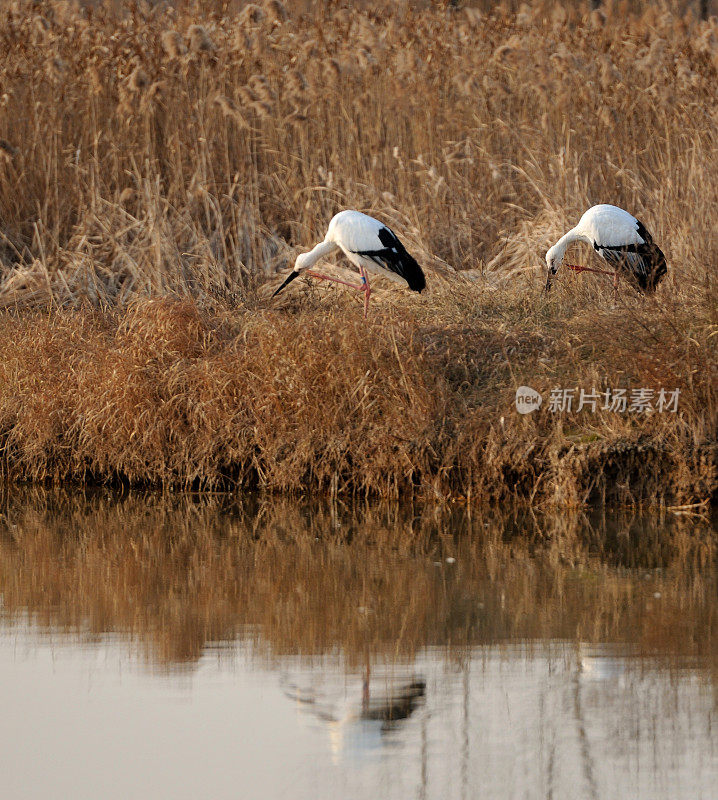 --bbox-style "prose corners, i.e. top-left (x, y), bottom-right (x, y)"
top-left (282, 663), bottom-right (426, 763)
